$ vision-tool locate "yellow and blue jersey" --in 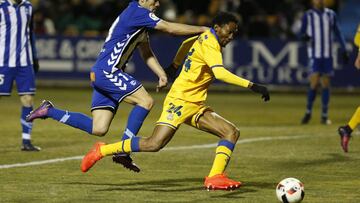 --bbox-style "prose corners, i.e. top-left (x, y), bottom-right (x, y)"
top-left (167, 29), bottom-right (224, 103)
